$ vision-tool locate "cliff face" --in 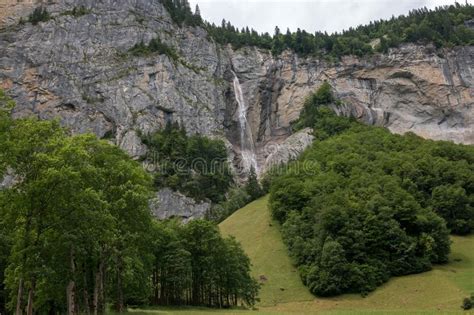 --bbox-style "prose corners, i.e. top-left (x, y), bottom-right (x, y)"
top-left (1, 0), bottom-right (473, 177)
